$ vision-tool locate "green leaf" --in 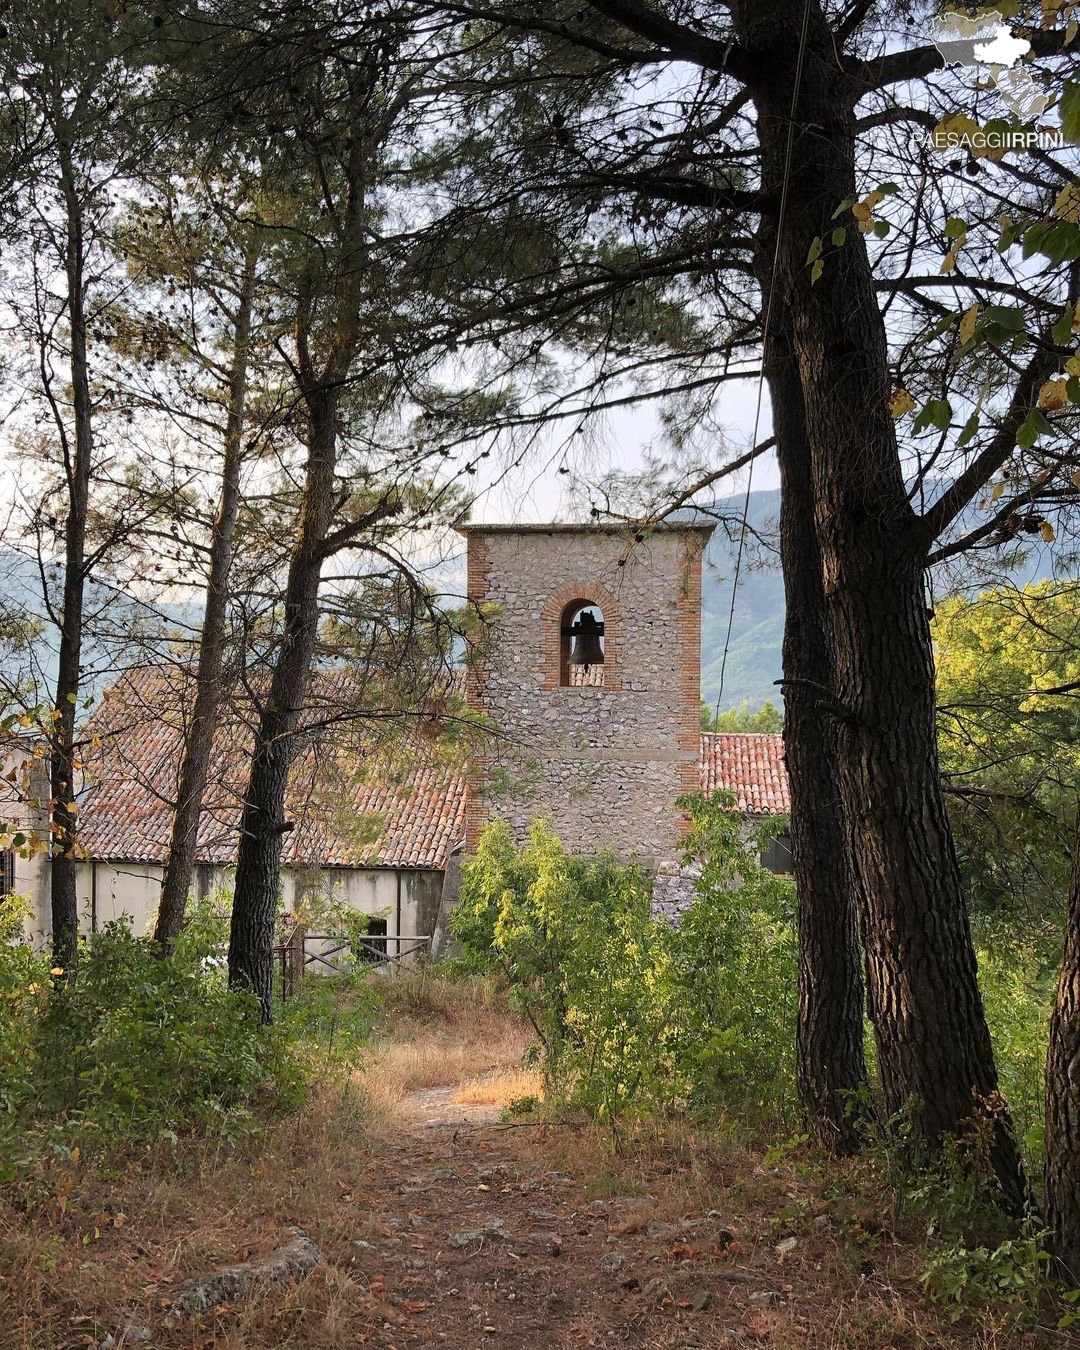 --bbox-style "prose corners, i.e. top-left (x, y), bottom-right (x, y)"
top-left (830, 226), bottom-right (847, 247)
top-left (1062, 81), bottom-right (1080, 144)
top-left (997, 217), bottom-right (1018, 253)
top-left (810, 258), bottom-right (824, 284)
top-left (1024, 219), bottom-right (1080, 267)
top-left (984, 305), bottom-right (1025, 330)
top-left (873, 220), bottom-right (891, 238)
top-left (924, 313), bottom-right (956, 341)
top-left (1052, 305), bottom-right (1075, 346)
top-left (956, 413), bottom-right (979, 447)
top-left (1023, 220), bottom-right (1050, 259)
top-left (981, 305), bottom-right (1027, 349)
top-left (1016, 416), bottom-right (1037, 448)
top-left (1067, 375), bottom-right (1080, 404)
top-left (831, 196), bottom-right (856, 220)
top-left (806, 235), bottom-right (823, 264)
top-left (1016, 409), bottom-right (1053, 448)
top-left (944, 216), bottom-right (968, 239)
top-left (913, 398), bottom-right (953, 433)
